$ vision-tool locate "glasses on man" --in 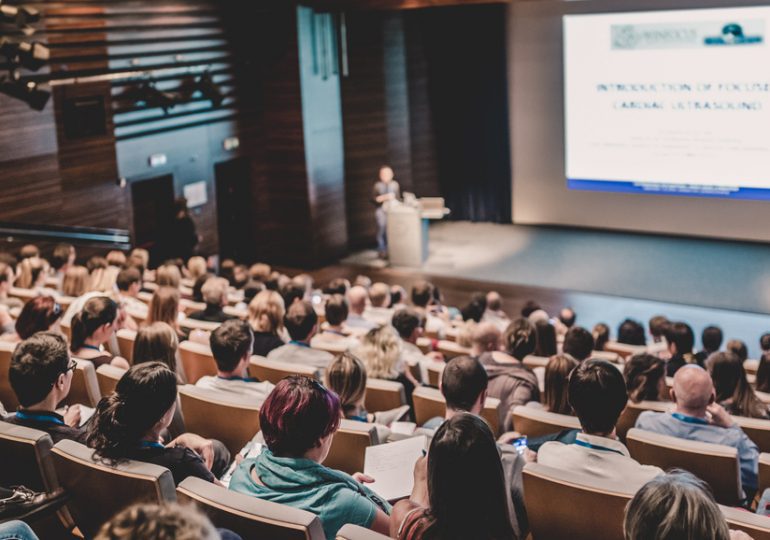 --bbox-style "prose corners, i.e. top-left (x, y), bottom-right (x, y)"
top-left (64, 359), bottom-right (76, 374)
